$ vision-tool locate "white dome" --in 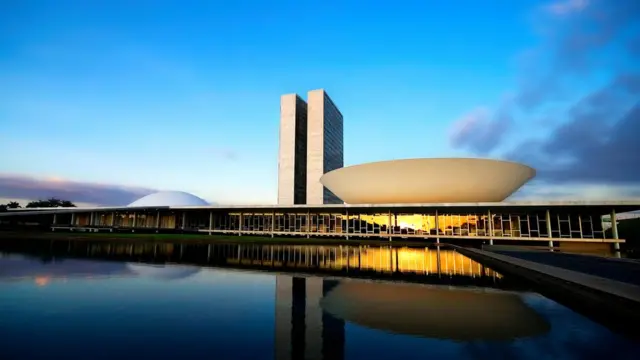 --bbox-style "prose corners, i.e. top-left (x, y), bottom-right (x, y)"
top-left (128, 191), bottom-right (209, 207)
